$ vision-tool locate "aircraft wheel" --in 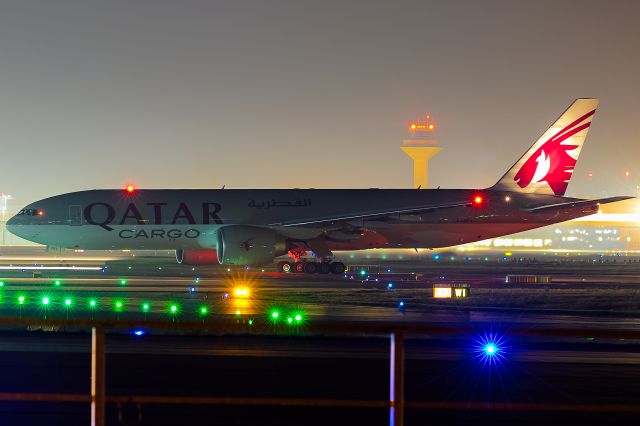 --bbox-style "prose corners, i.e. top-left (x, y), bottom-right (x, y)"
top-left (330, 262), bottom-right (346, 274)
top-left (278, 261), bottom-right (293, 273)
top-left (293, 261), bottom-right (305, 273)
top-left (318, 262), bottom-right (331, 274)
top-left (303, 262), bottom-right (318, 274)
